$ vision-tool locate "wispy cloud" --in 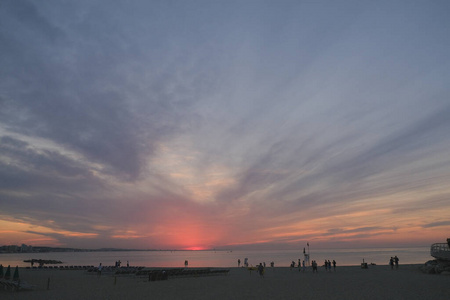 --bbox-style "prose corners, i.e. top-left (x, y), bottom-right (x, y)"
top-left (422, 221), bottom-right (450, 229)
top-left (1, 0), bottom-right (449, 249)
